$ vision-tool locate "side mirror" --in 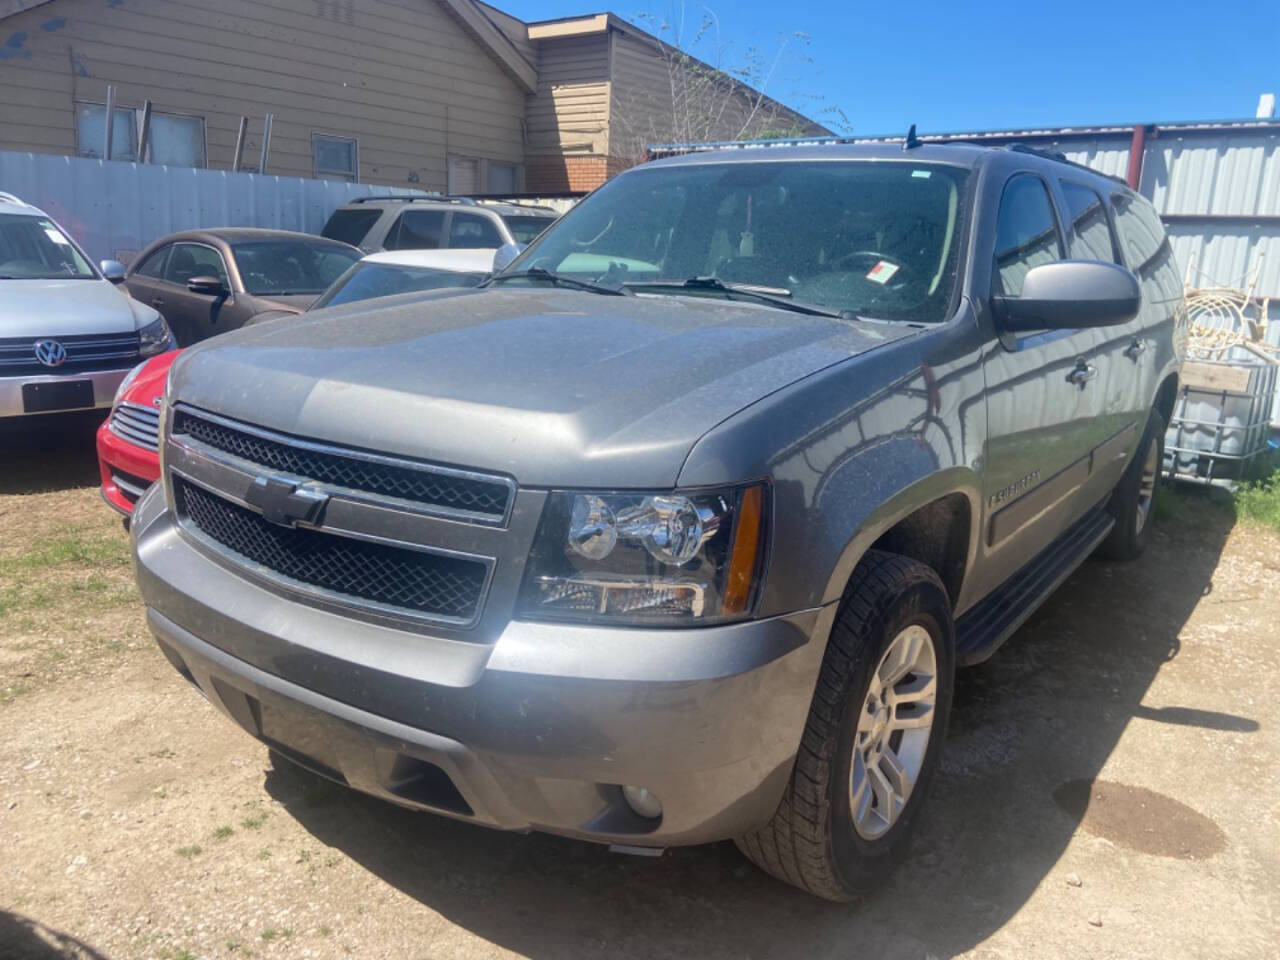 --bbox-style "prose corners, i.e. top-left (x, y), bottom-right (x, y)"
top-left (492, 242), bottom-right (524, 273)
top-left (100, 259), bottom-right (126, 284)
top-left (187, 275), bottom-right (226, 296)
top-left (993, 260), bottom-right (1140, 332)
